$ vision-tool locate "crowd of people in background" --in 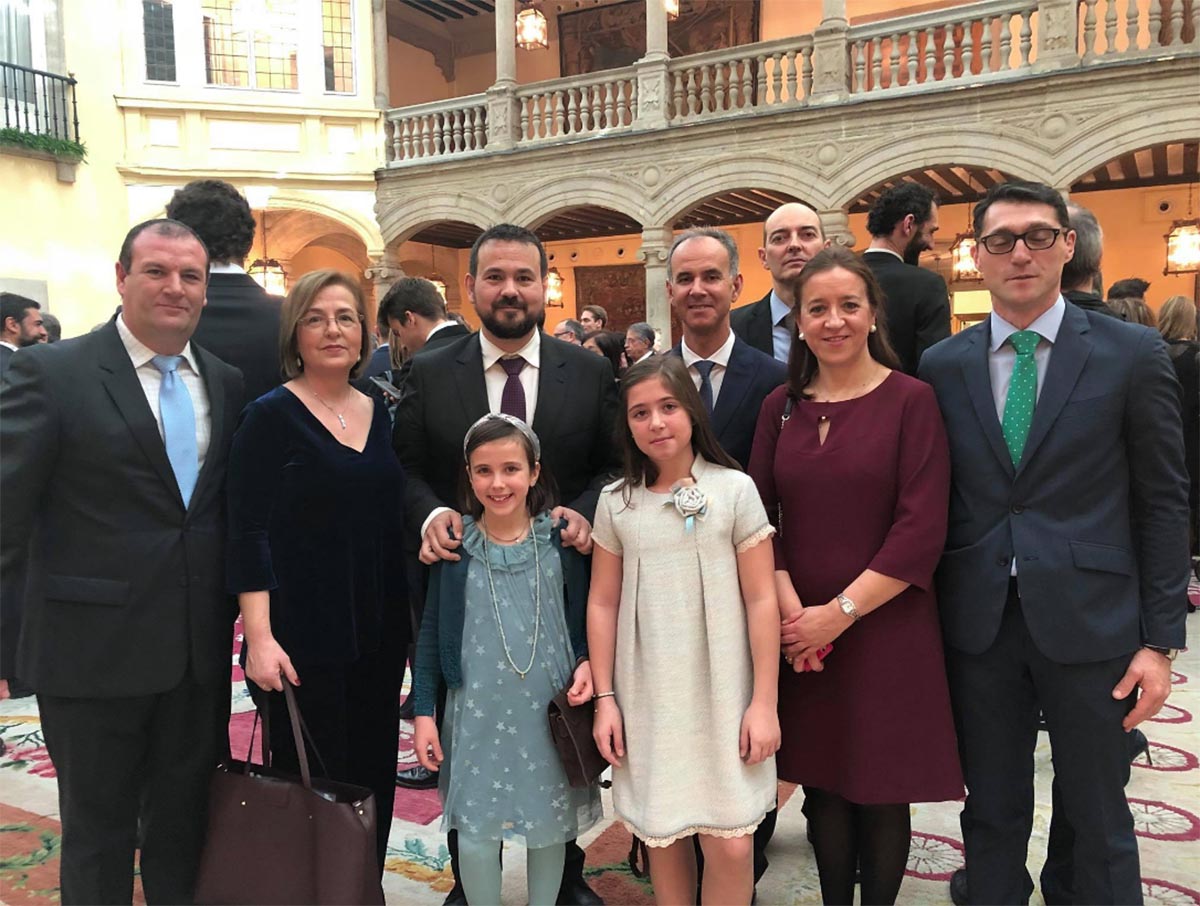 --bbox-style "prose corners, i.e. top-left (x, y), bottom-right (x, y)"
top-left (0, 175), bottom-right (1194, 906)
